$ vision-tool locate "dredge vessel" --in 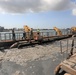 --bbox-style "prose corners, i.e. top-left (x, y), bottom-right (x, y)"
top-left (0, 26), bottom-right (76, 49)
